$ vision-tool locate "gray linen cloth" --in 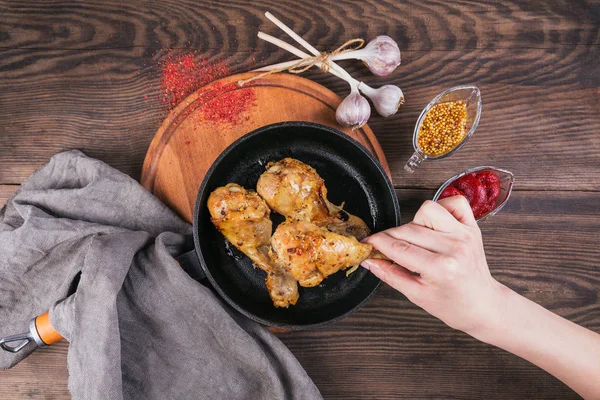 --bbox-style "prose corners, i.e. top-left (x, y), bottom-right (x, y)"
top-left (0, 150), bottom-right (322, 400)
